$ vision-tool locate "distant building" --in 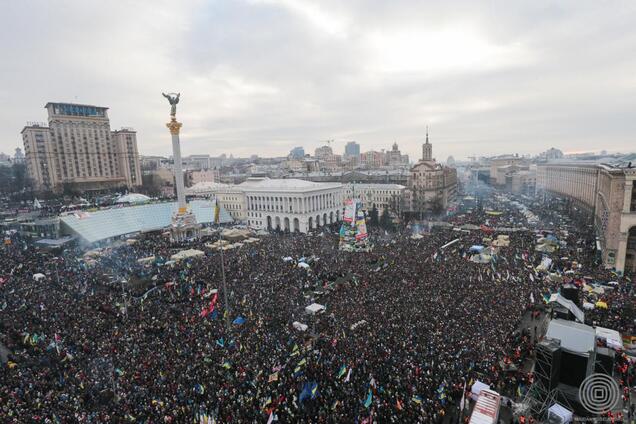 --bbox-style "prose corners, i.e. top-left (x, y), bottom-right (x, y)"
top-left (537, 162), bottom-right (636, 273)
top-left (343, 183), bottom-right (405, 214)
top-left (344, 141), bottom-right (360, 158)
top-left (540, 148), bottom-right (564, 160)
top-left (140, 155), bottom-right (168, 170)
top-left (13, 147), bottom-right (25, 164)
top-left (185, 154), bottom-right (212, 170)
top-left (361, 150), bottom-right (385, 168)
top-left (446, 156), bottom-right (455, 166)
top-left (315, 145), bottom-right (333, 160)
top-left (186, 169), bottom-right (219, 187)
top-left (510, 169), bottom-right (537, 195)
top-left (188, 177), bottom-right (343, 232)
top-left (488, 155), bottom-right (526, 185)
top-left (22, 102), bottom-right (142, 192)
top-left (0, 152), bottom-right (11, 167)
top-left (407, 130), bottom-right (457, 214)
top-left (289, 146), bottom-right (305, 159)
top-left (386, 143), bottom-right (409, 166)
